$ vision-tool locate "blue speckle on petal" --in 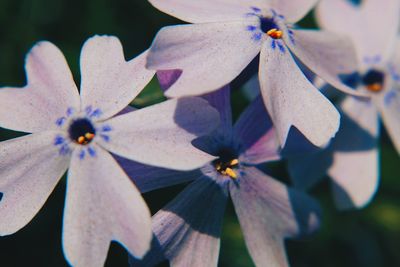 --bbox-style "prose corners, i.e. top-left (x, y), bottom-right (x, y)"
top-left (85, 106), bottom-right (93, 115)
top-left (247, 25), bottom-right (257, 31)
top-left (90, 108), bottom-right (102, 118)
top-left (101, 125), bottom-right (112, 132)
top-left (59, 144), bottom-right (70, 156)
top-left (88, 147), bottom-right (96, 157)
top-left (251, 6), bottom-right (261, 13)
top-left (347, 0), bottom-right (361, 6)
top-left (56, 117), bottom-right (66, 127)
top-left (384, 90), bottom-right (397, 106)
top-left (0, 192), bottom-right (3, 202)
top-left (277, 42), bottom-right (285, 53)
top-left (101, 134), bottom-right (110, 142)
top-left (271, 40), bottom-right (276, 50)
top-left (252, 32), bottom-right (262, 41)
top-left (79, 150), bottom-right (86, 160)
top-left (54, 136), bottom-right (65, 145)
top-left (66, 107), bottom-right (75, 117)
